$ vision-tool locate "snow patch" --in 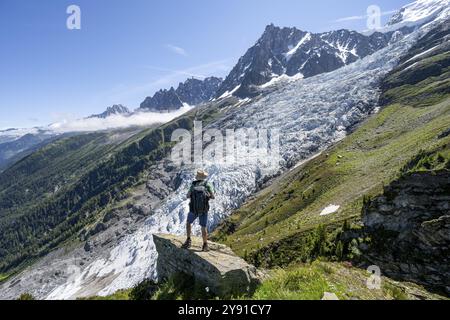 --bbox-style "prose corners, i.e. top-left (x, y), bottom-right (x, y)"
top-left (284, 33), bottom-right (312, 61)
top-left (320, 205), bottom-right (340, 216)
top-left (218, 85), bottom-right (241, 99)
top-left (259, 73), bottom-right (304, 89)
top-left (324, 40), bottom-right (357, 64)
top-left (404, 44), bottom-right (441, 64)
